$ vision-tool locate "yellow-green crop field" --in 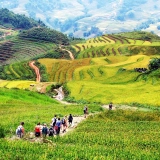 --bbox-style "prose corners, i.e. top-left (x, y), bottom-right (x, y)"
top-left (0, 80), bottom-right (35, 89)
top-left (38, 54), bottom-right (160, 107)
top-left (0, 31), bottom-right (160, 159)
